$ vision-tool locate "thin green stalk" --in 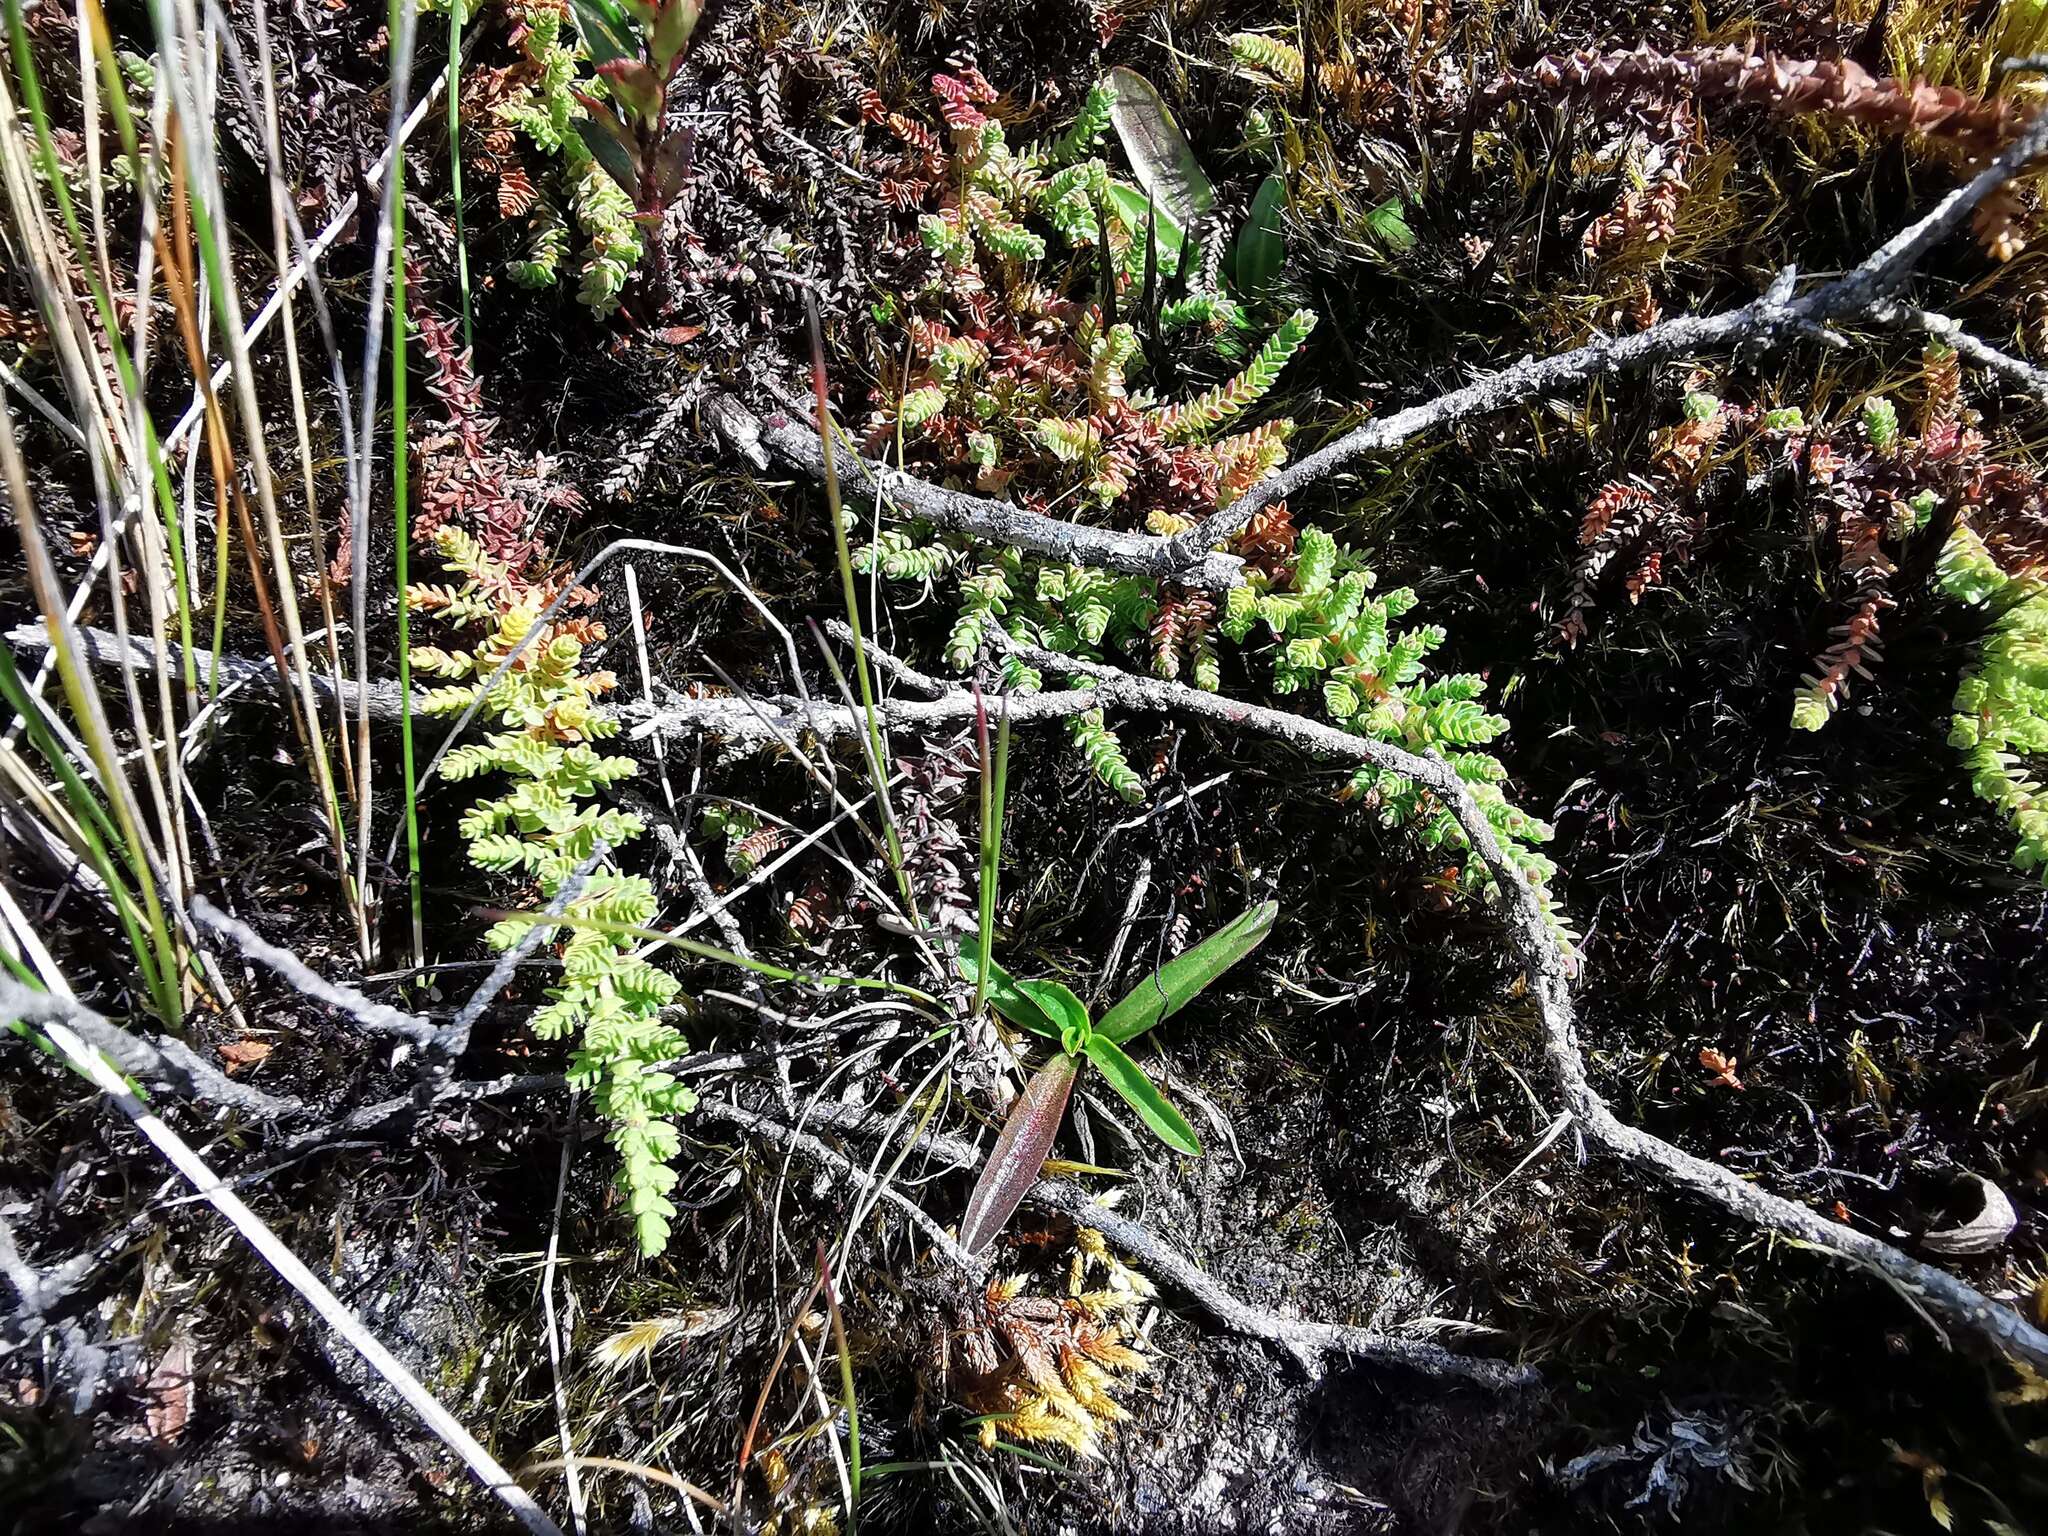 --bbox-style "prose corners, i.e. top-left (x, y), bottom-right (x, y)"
top-left (6, 0), bottom-right (198, 706)
top-left (0, 667), bottom-right (171, 1019)
top-left (805, 298), bottom-right (916, 919)
top-left (0, 396), bottom-right (182, 1029)
top-left (479, 907), bottom-right (940, 1009)
top-left (816, 1243), bottom-right (862, 1530)
top-left (447, 0), bottom-right (473, 351)
top-left (388, 45), bottom-right (425, 971)
top-left (972, 688), bottom-right (1009, 1019)
top-left (140, 1), bottom-right (362, 934)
